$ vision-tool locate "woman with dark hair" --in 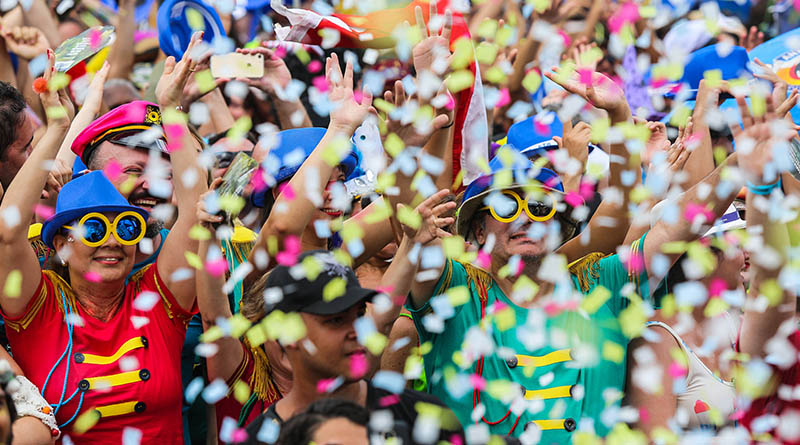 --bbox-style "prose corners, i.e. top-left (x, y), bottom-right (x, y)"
top-left (276, 399), bottom-right (368, 445)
